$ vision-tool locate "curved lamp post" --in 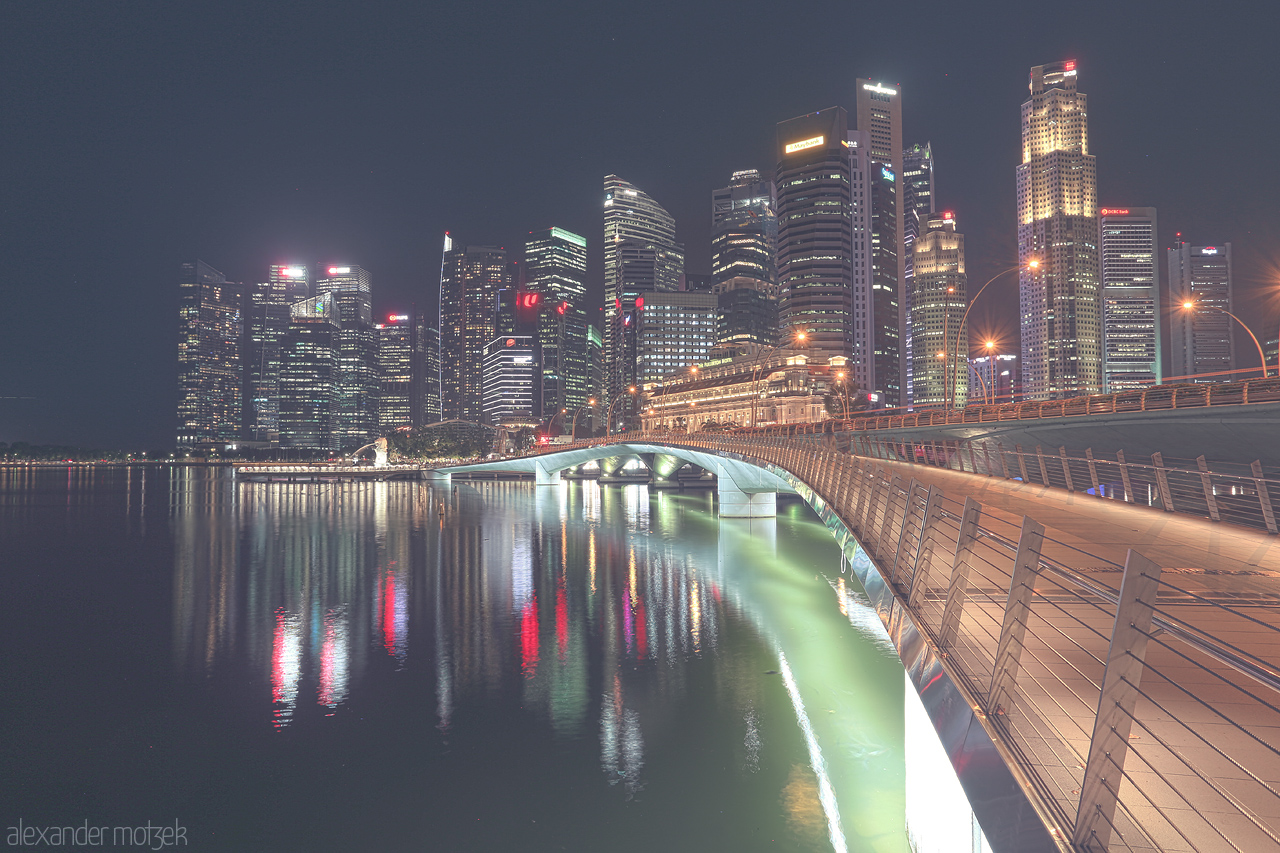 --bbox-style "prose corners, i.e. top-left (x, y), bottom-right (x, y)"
top-left (605, 387), bottom-right (637, 436)
top-left (570, 399), bottom-right (595, 439)
top-left (1181, 300), bottom-right (1269, 379)
top-left (750, 328), bottom-right (807, 428)
top-left (948, 261), bottom-right (1038, 409)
